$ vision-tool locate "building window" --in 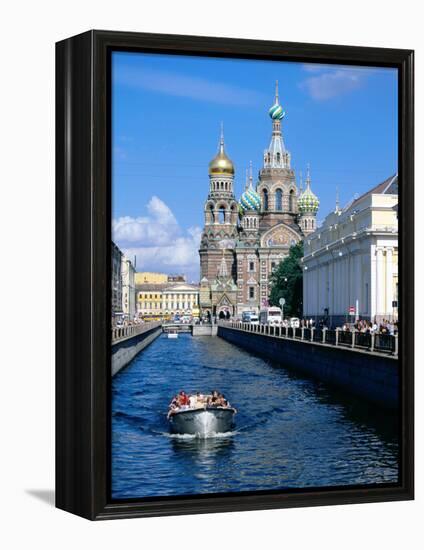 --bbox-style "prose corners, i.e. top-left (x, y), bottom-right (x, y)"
top-left (289, 189), bottom-right (295, 211)
top-left (249, 287), bottom-right (255, 299)
top-left (262, 189), bottom-right (269, 211)
top-left (249, 261), bottom-right (255, 271)
top-left (275, 189), bottom-right (283, 211)
top-left (271, 261), bottom-right (276, 272)
top-left (218, 207), bottom-right (225, 224)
